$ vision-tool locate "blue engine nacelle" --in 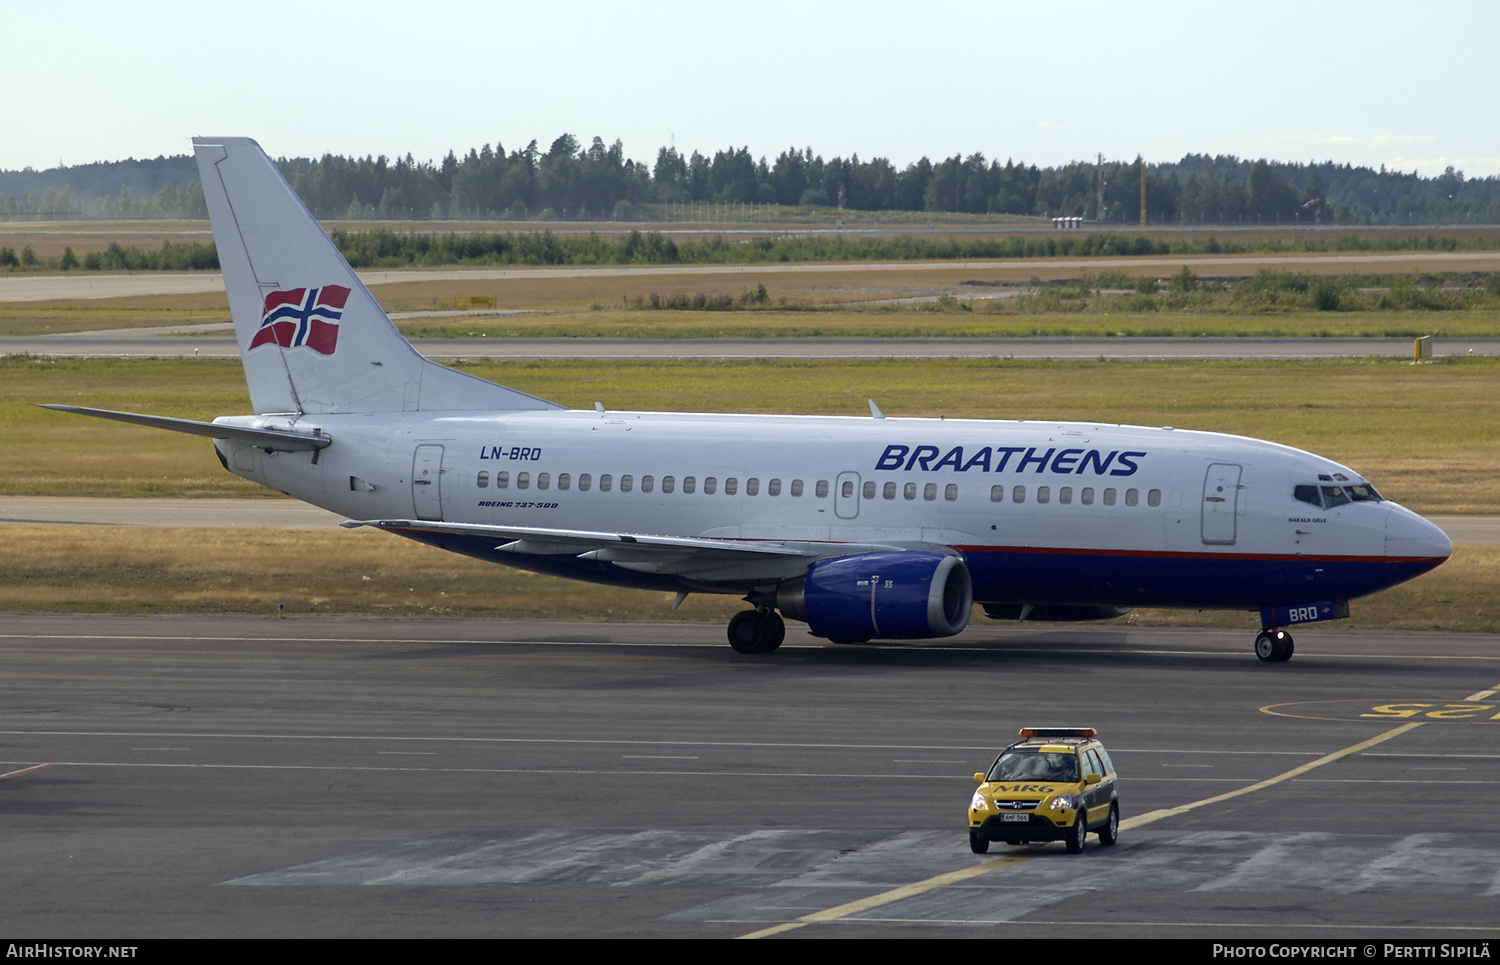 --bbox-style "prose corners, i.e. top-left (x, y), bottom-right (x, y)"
top-left (776, 552), bottom-right (973, 641)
